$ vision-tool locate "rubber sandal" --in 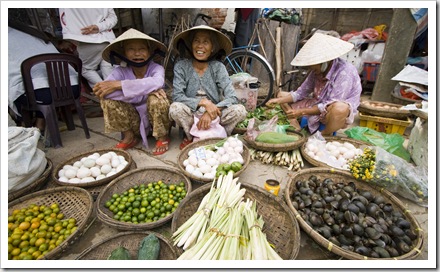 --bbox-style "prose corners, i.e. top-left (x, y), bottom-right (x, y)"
top-left (152, 139), bottom-right (170, 155)
top-left (179, 138), bottom-right (193, 150)
top-left (115, 138), bottom-right (139, 150)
